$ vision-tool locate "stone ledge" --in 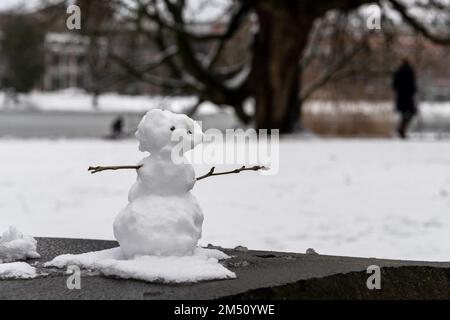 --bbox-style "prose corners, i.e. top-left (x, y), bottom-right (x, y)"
top-left (0, 237), bottom-right (449, 300)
